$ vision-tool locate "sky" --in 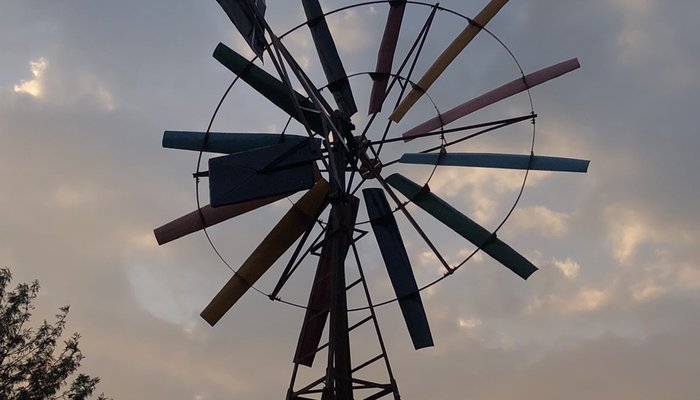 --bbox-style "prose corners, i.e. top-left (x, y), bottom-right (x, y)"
top-left (1, 0), bottom-right (699, 398)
